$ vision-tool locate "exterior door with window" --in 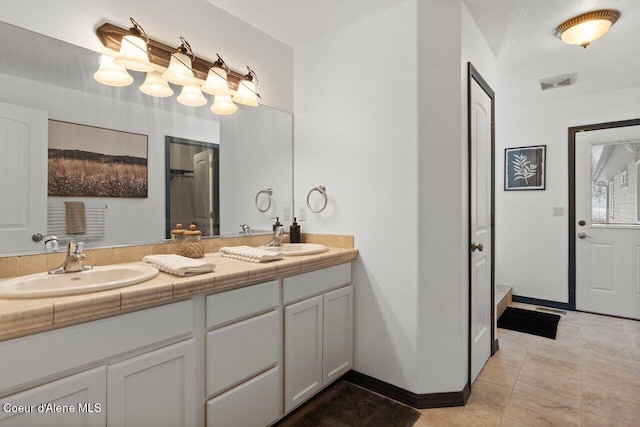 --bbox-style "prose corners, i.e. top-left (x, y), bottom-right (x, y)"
top-left (574, 123), bottom-right (640, 320)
